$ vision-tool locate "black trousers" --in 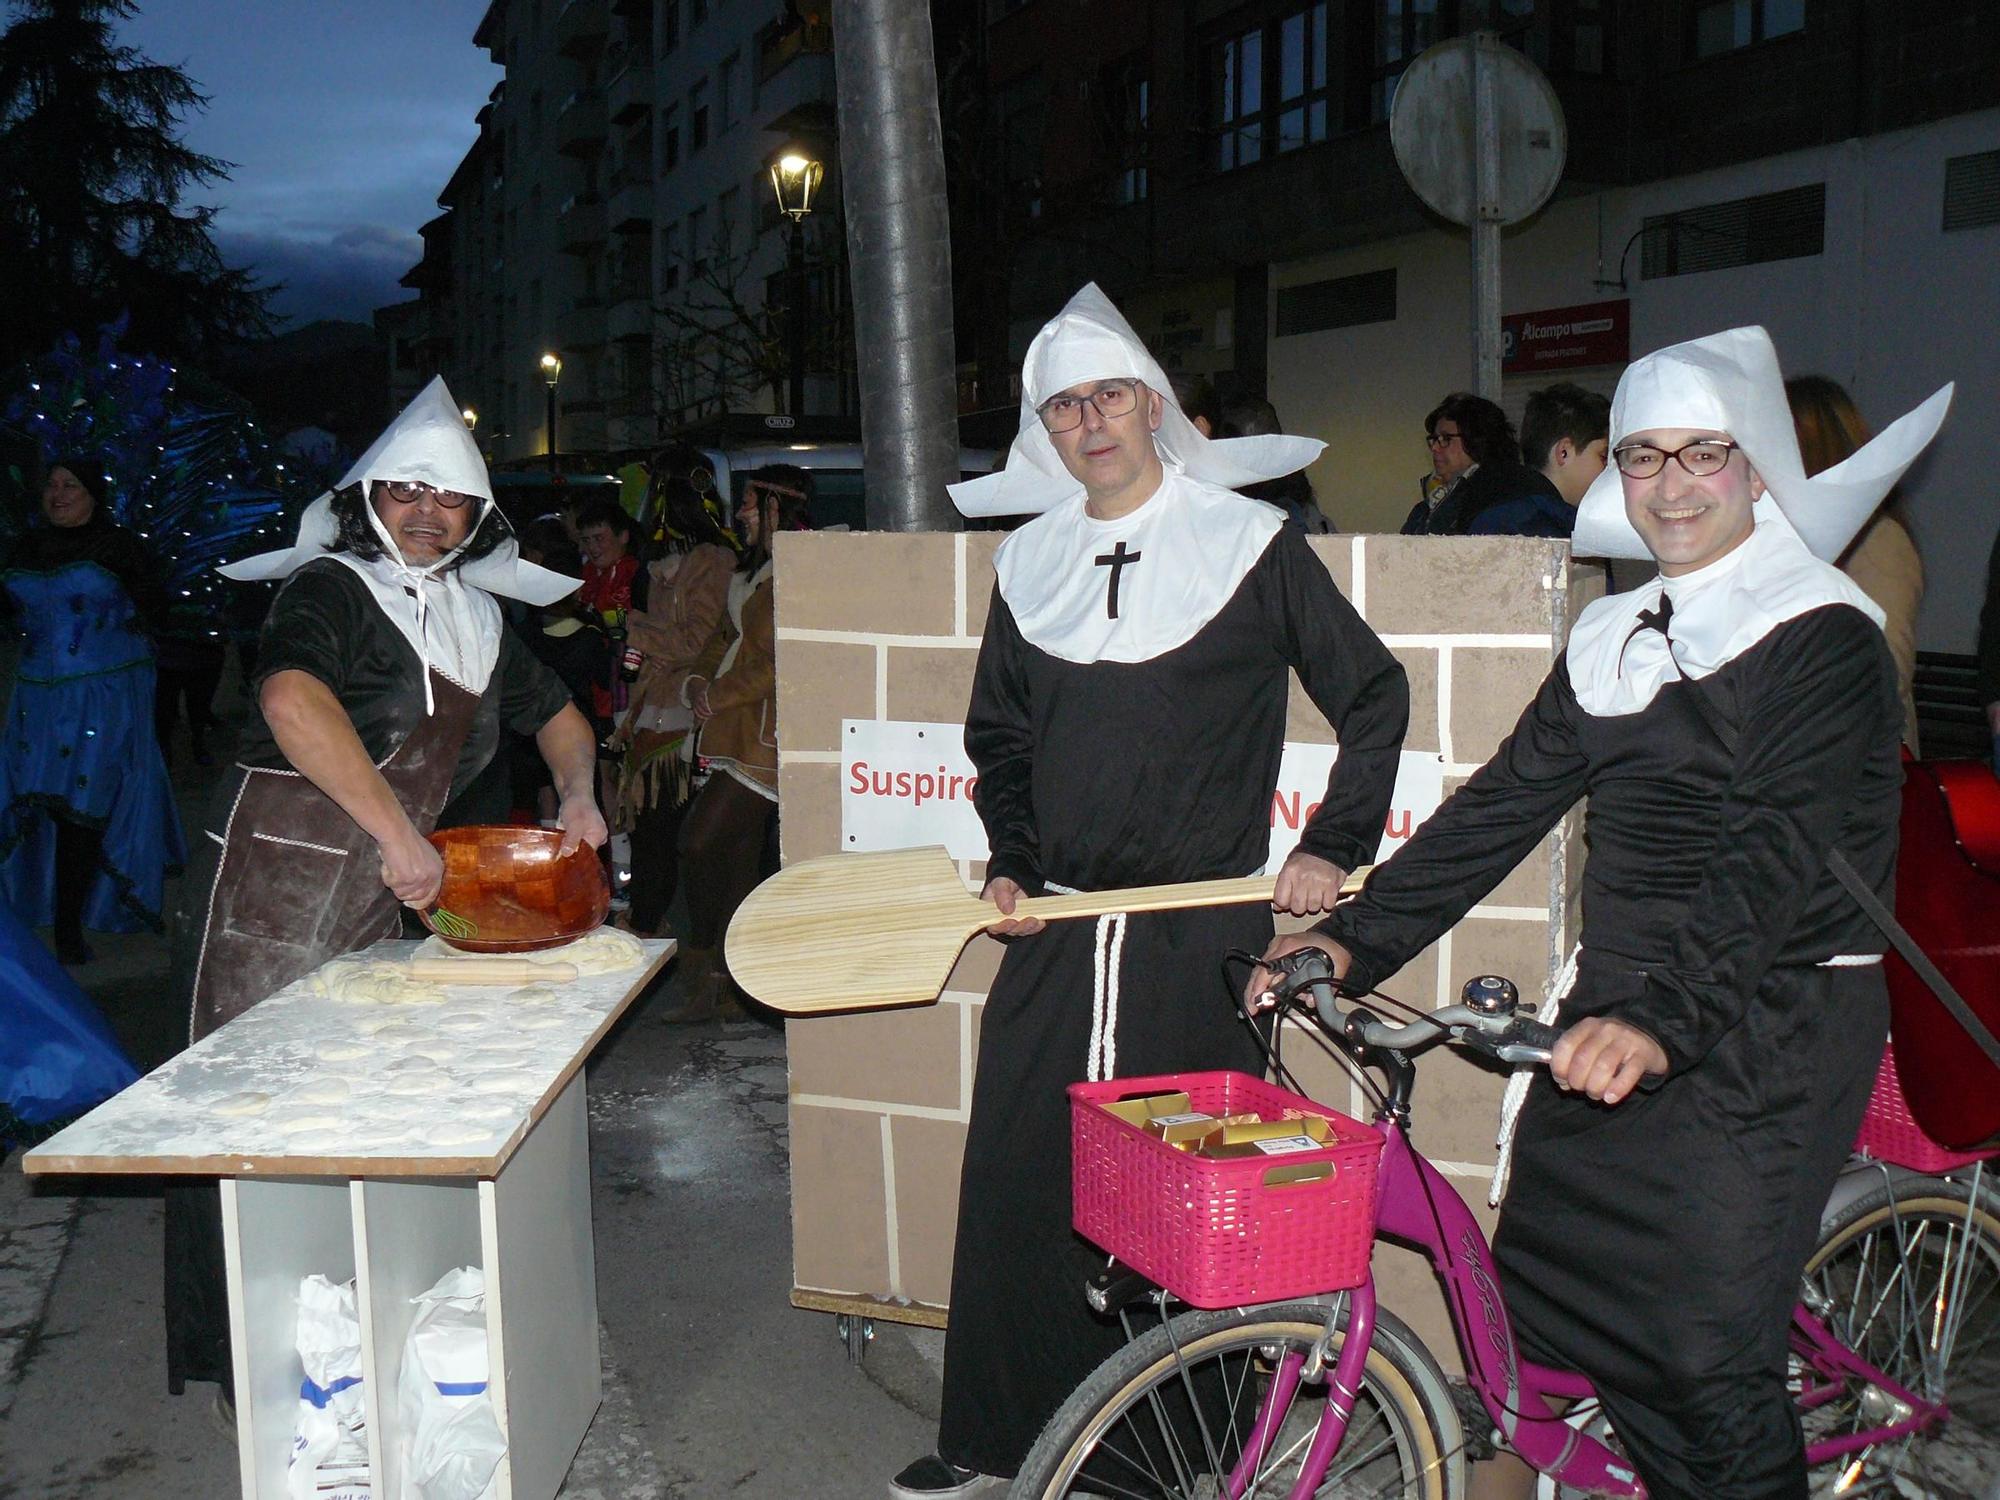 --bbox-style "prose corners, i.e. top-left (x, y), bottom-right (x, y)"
top-left (678, 773), bottom-right (775, 950)
top-left (52, 814), bottom-right (104, 943)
